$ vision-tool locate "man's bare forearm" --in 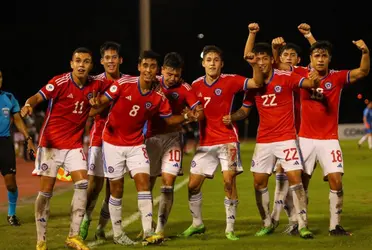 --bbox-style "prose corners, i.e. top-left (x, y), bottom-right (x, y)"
top-left (231, 108), bottom-right (250, 122)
